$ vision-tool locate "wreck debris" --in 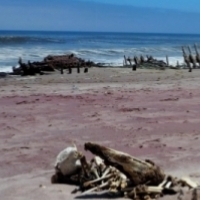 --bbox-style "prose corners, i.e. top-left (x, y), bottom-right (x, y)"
top-left (182, 46), bottom-right (191, 72)
top-left (188, 46), bottom-right (197, 69)
top-left (166, 55), bottom-right (169, 67)
top-left (124, 55), bottom-right (167, 70)
top-left (11, 54), bottom-right (93, 76)
top-left (51, 142), bottom-right (199, 199)
top-left (182, 44), bottom-right (200, 72)
top-left (194, 44), bottom-right (200, 66)
top-left (123, 44), bottom-right (200, 71)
